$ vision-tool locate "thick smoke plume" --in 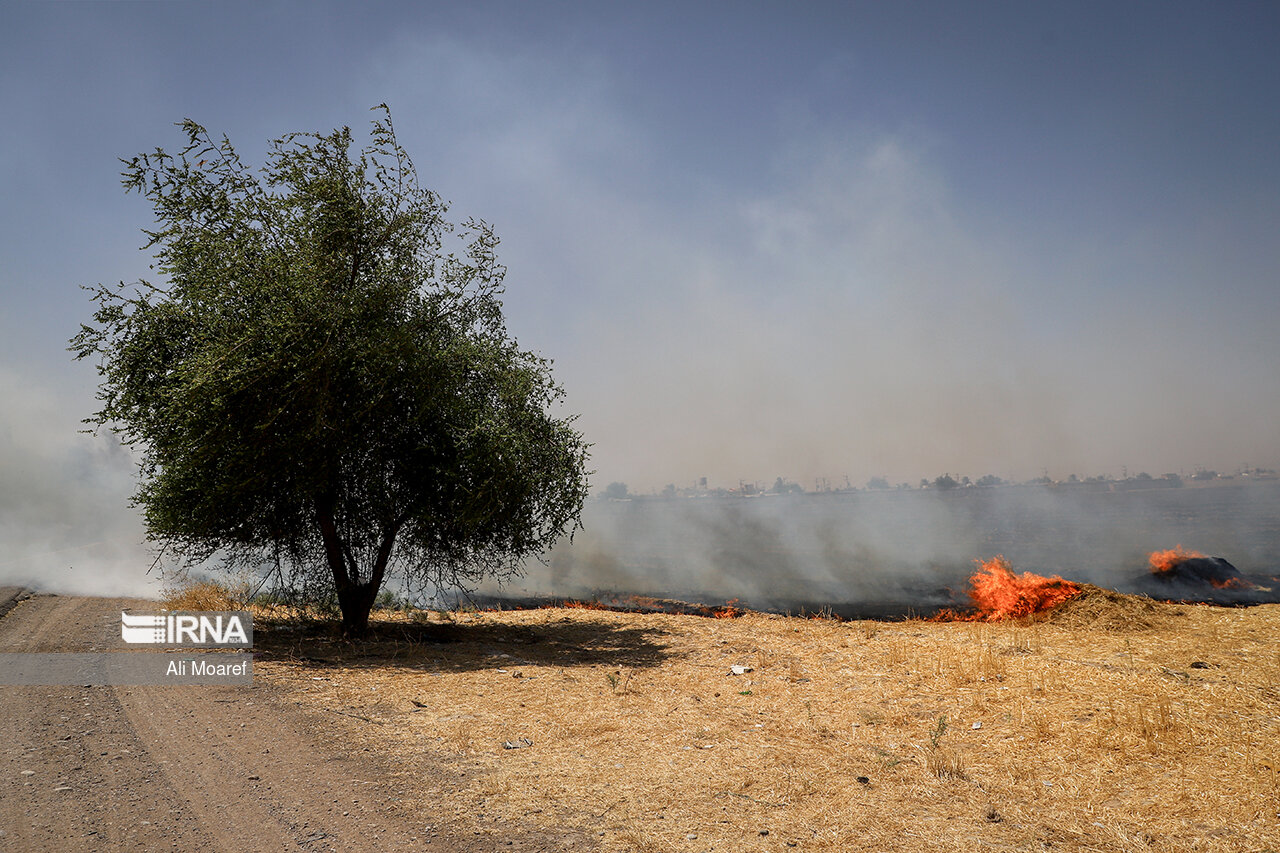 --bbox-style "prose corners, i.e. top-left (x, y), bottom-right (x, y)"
top-left (506, 483), bottom-right (1280, 615)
